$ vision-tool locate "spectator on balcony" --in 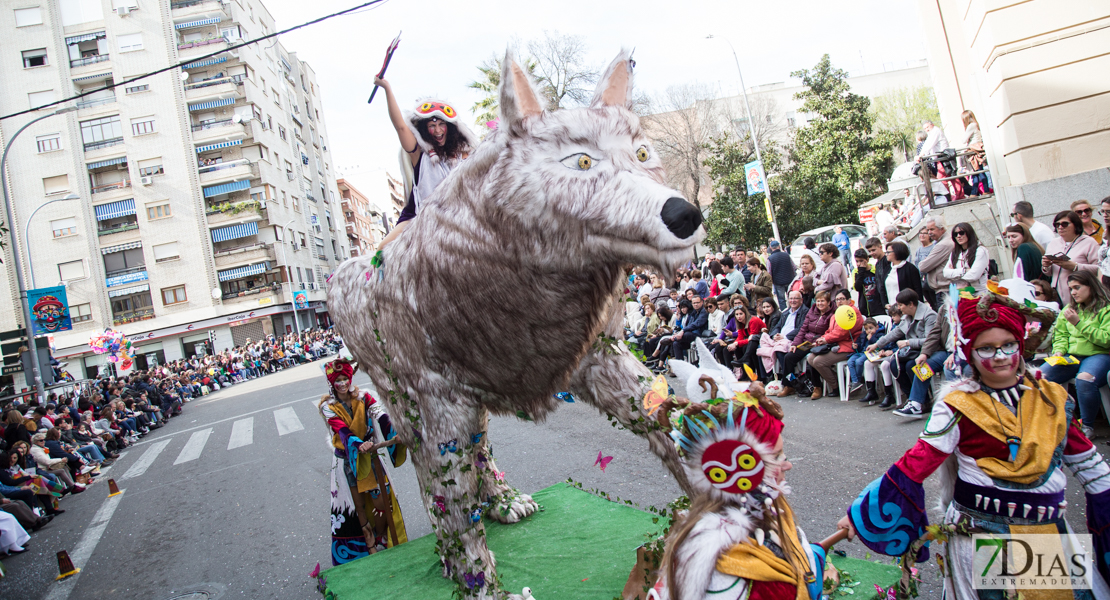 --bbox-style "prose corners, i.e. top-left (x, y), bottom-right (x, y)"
top-left (958, 110), bottom-right (989, 196)
top-left (914, 120), bottom-right (950, 163)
